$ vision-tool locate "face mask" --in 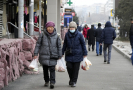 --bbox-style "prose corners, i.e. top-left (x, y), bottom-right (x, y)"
top-left (70, 30), bottom-right (75, 33)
